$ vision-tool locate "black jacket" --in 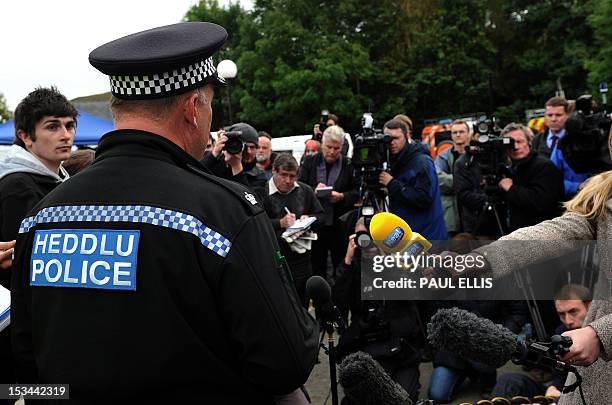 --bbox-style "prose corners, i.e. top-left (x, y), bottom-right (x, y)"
top-left (298, 153), bottom-right (359, 226)
top-left (453, 153), bottom-right (497, 235)
top-left (259, 180), bottom-right (324, 264)
top-left (200, 152), bottom-right (267, 193)
top-left (504, 152), bottom-right (564, 231)
top-left (0, 170), bottom-right (63, 288)
top-left (532, 129), bottom-right (553, 159)
top-left (11, 130), bottom-right (318, 403)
